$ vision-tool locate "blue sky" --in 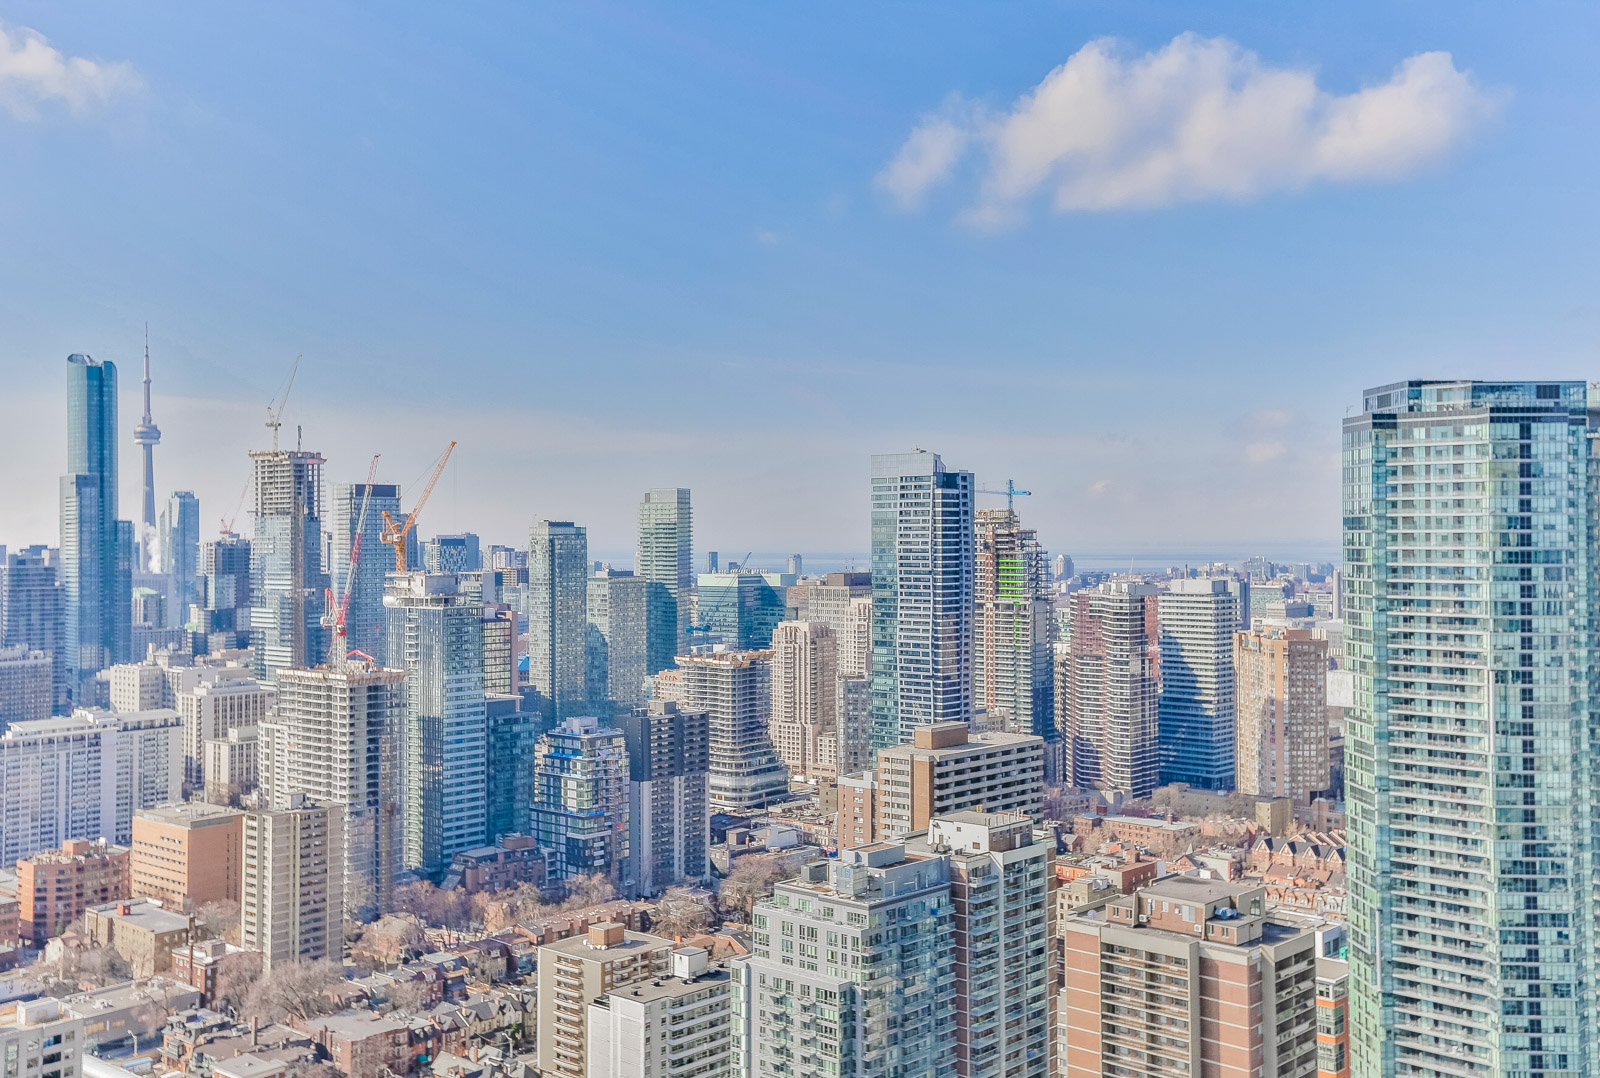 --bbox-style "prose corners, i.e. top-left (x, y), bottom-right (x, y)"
top-left (2, 2), bottom-right (1595, 567)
